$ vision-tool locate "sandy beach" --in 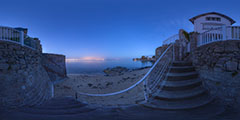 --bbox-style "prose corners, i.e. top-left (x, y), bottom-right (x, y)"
top-left (54, 67), bottom-right (150, 106)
